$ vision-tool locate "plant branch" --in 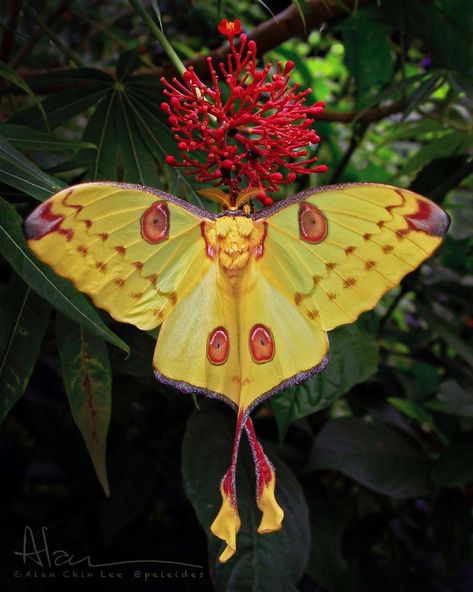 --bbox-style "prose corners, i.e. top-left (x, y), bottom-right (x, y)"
top-left (134, 0), bottom-right (374, 80)
top-left (128, 0), bottom-right (186, 76)
top-left (329, 122), bottom-right (369, 183)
